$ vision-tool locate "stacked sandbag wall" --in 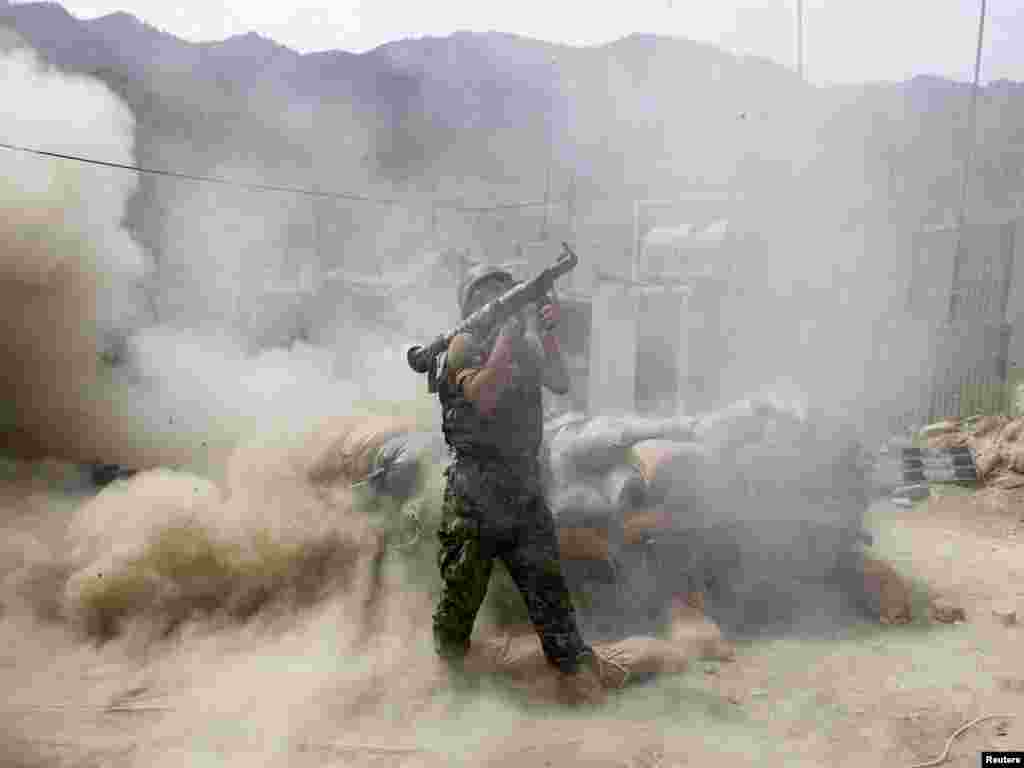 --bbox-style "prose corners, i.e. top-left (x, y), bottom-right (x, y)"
top-left (546, 415), bottom-right (696, 562)
top-left (542, 415), bottom-right (715, 637)
top-left (545, 403), bottom-right (883, 635)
